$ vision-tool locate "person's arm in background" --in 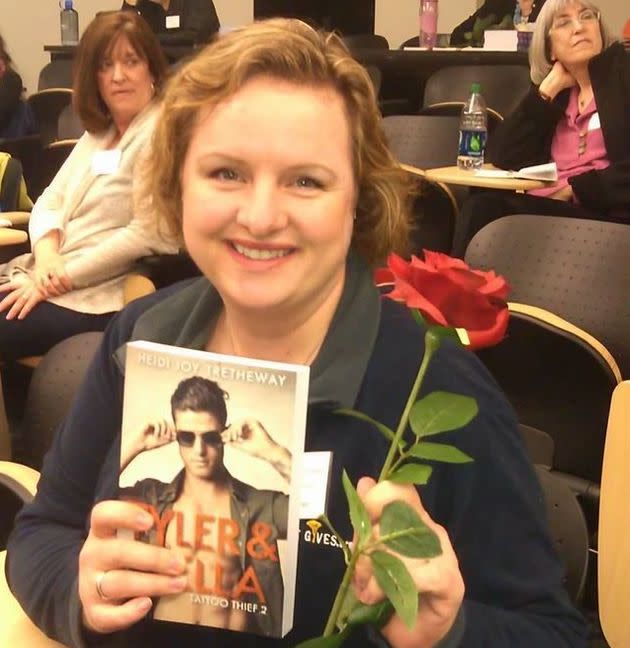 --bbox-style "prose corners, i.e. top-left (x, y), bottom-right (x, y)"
top-left (0, 68), bottom-right (23, 131)
top-left (61, 143), bottom-right (179, 290)
top-left (567, 46), bottom-right (630, 213)
top-left (487, 85), bottom-right (565, 170)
